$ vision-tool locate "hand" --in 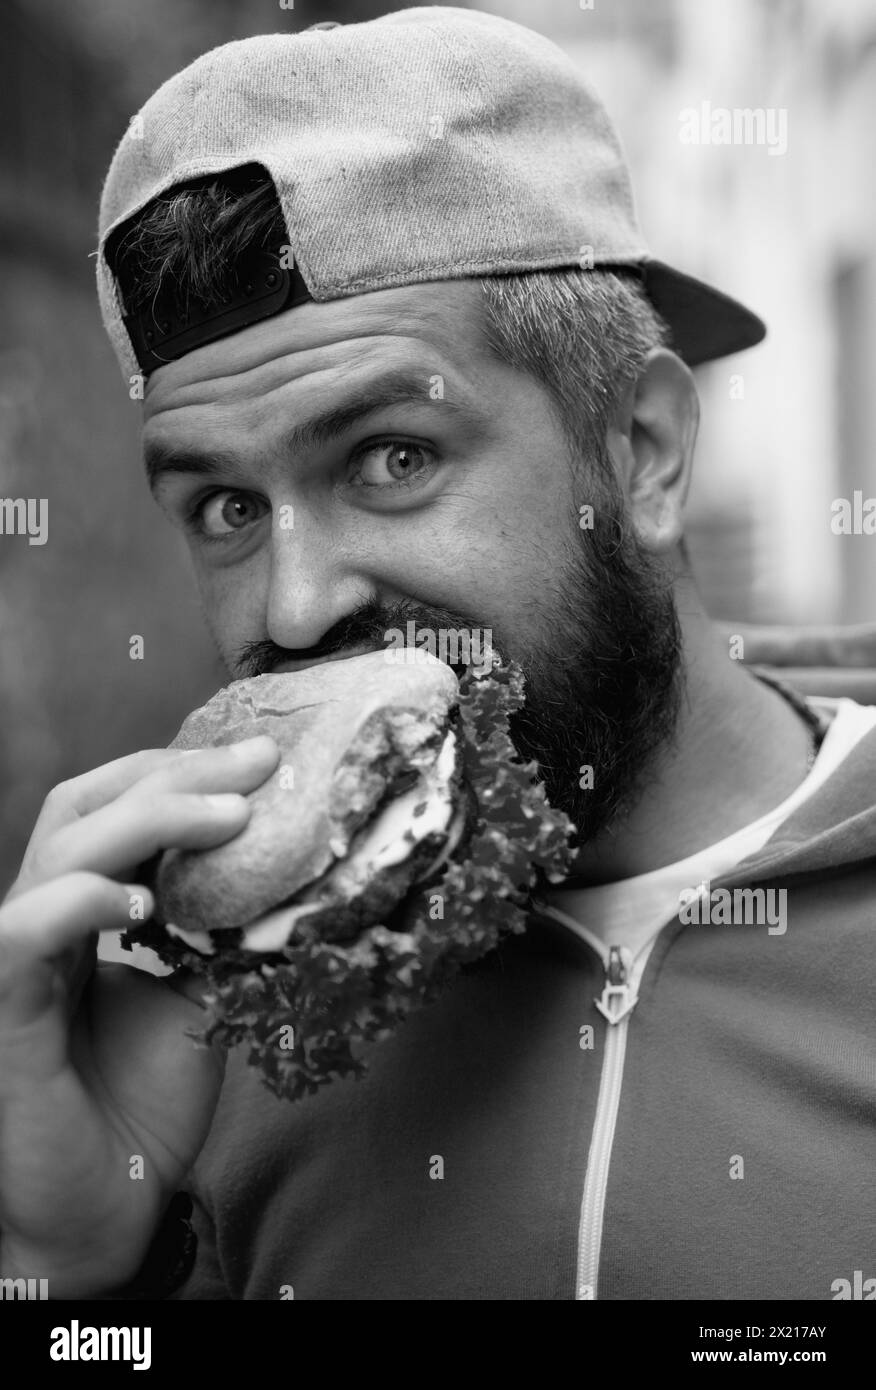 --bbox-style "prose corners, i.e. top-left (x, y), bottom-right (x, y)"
top-left (0, 735), bottom-right (279, 1296)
